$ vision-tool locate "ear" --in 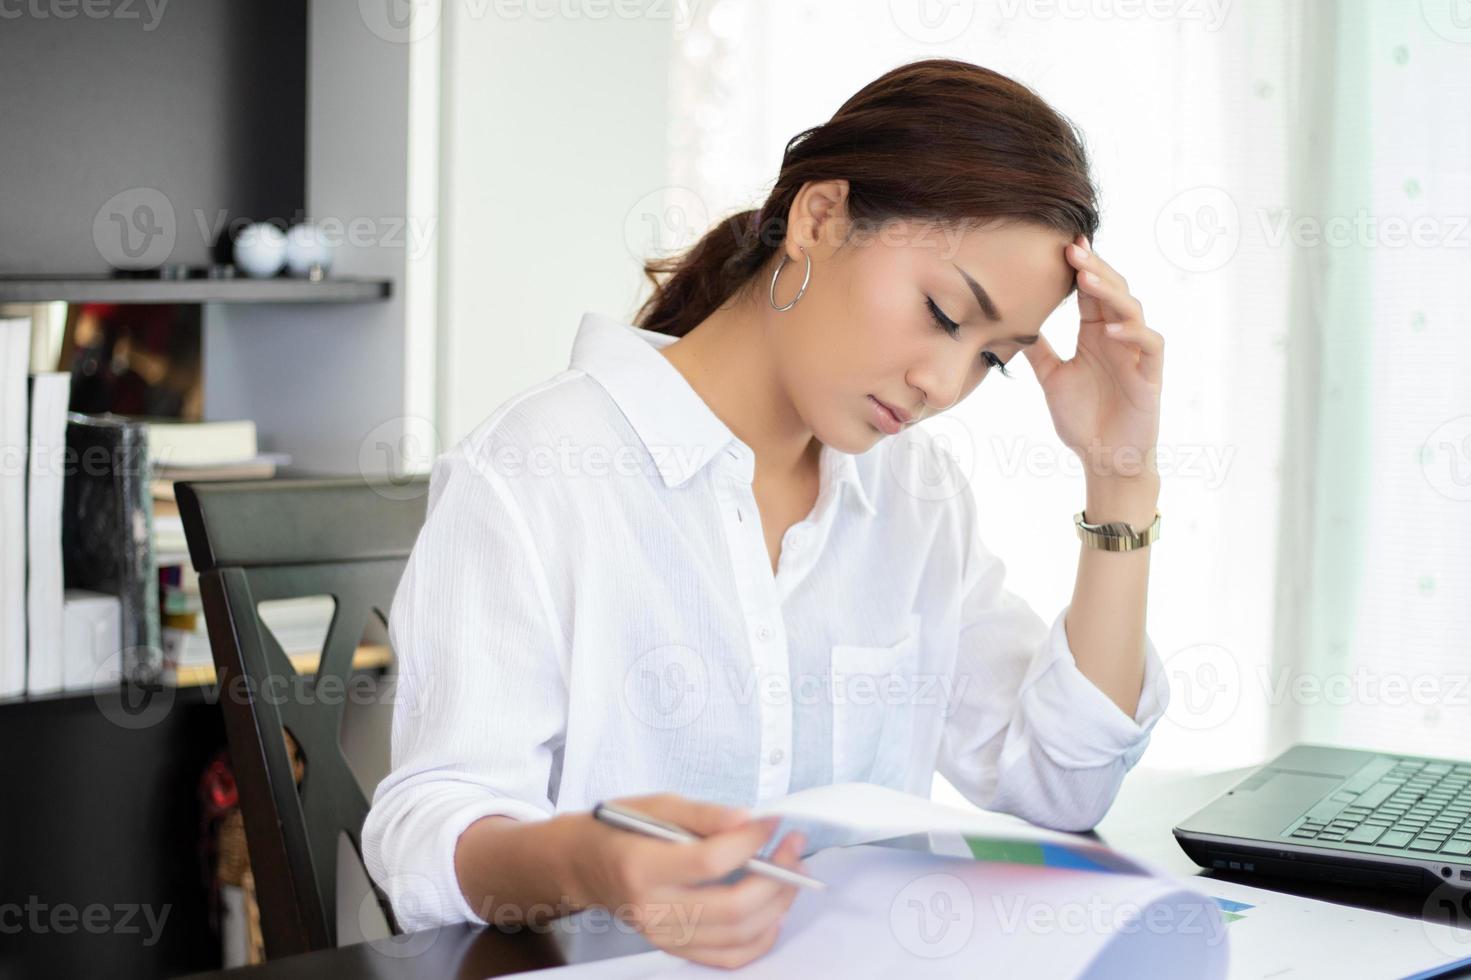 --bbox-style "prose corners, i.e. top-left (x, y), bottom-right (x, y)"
top-left (788, 179), bottom-right (851, 256)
